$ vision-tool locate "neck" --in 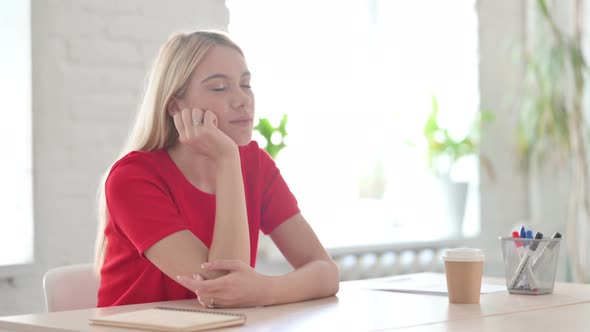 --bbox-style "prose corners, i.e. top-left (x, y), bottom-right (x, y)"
top-left (167, 143), bottom-right (217, 194)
